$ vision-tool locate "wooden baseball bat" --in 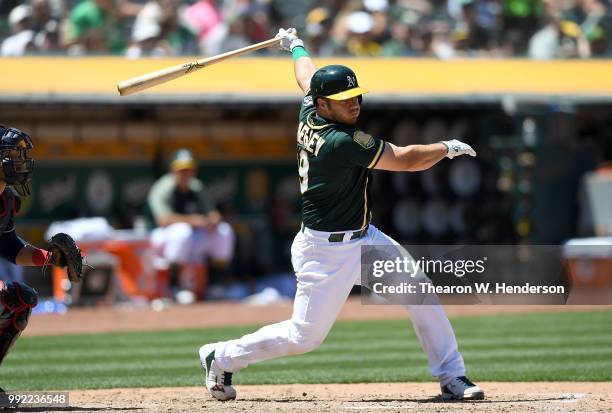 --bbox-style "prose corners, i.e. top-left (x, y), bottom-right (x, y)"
top-left (117, 37), bottom-right (281, 96)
